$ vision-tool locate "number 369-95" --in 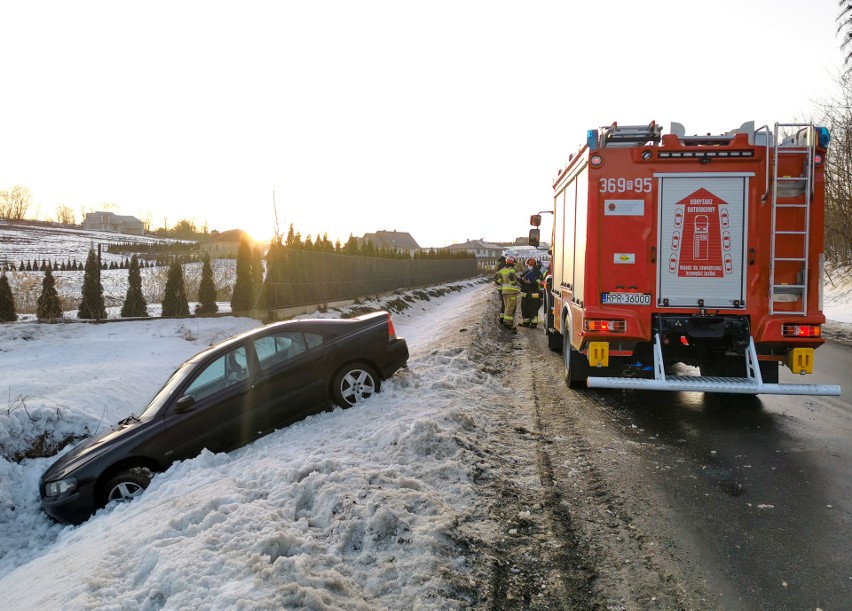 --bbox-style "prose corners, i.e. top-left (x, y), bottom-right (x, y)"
top-left (599, 177), bottom-right (653, 193)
